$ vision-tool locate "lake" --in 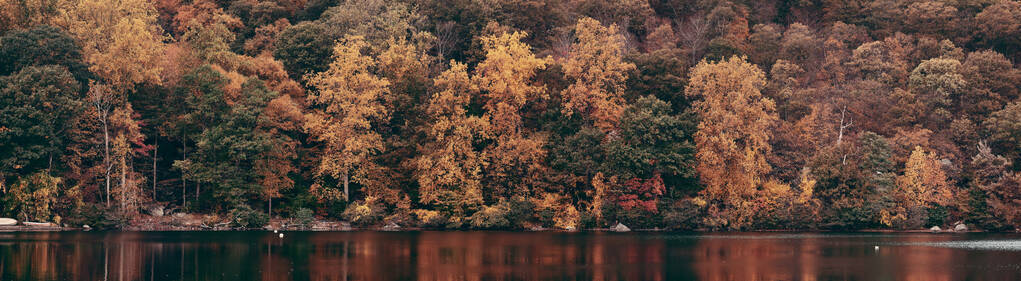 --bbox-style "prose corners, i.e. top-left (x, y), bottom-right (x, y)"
top-left (2, 231), bottom-right (1021, 280)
